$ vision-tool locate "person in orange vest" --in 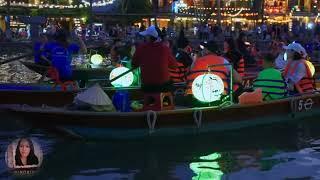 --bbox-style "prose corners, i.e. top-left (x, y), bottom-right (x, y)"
top-left (223, 38), bottom-right (244, 77)
top-left (168, 37), bottom-right (193, 83)
top-left (283, 42), bottom-right (315, 95)
top-left (185, 41), bottom-right (243, 106)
